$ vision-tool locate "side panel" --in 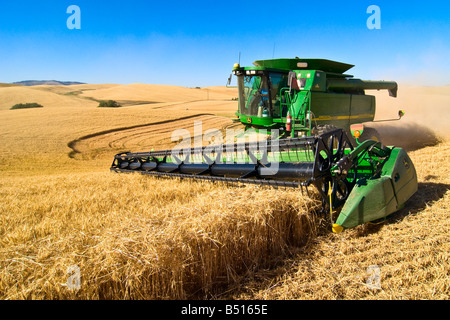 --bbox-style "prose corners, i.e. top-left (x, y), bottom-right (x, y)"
top-left (310, 92), bottom-right (351, 129)
top-left (336, 176), bottom-right (398, 229)
top-left (350, 94), bottom-right (375, 124)
top-left (335, 147), bottom-right (418, 231)
top-left (238, 115), bottom-right (274, 127)
top-left (381, 148), bottom-right (418, 205)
